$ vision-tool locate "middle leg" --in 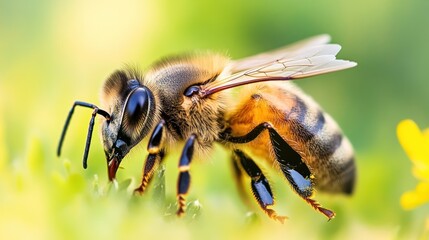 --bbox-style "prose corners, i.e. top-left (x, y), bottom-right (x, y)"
top-left (232, 149), bottom-right (287, 223)
top-left (176, 134), bottom-right (197, 217)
